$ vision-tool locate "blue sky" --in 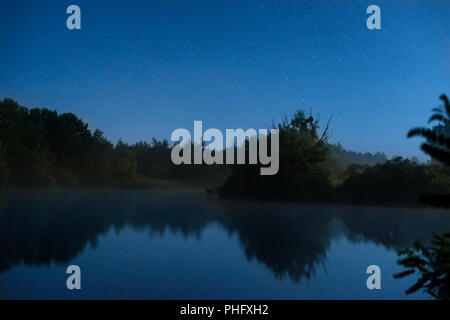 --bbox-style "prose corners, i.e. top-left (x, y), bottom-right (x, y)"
top-left (0, 0), bottom-right (448, 159)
